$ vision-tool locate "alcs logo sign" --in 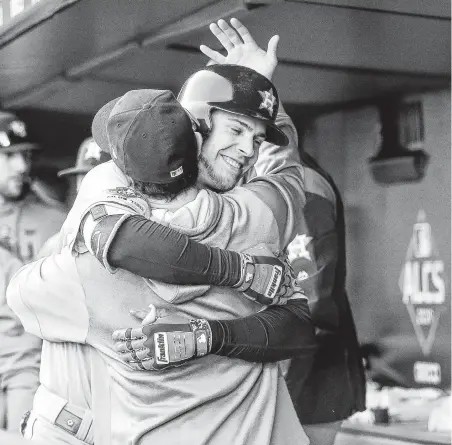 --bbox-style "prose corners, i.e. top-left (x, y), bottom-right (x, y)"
top-left (399, 210), bottom-right (447, 385)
